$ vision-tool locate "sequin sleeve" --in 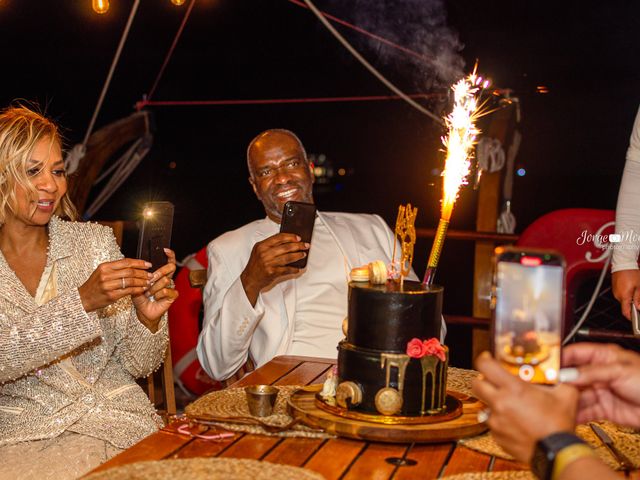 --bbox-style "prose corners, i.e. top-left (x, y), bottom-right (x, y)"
top-left (118, 309), bottom-right (168, 378)
top-left (100, 229), bottom-right (169, 378)
top-left (0, 288), bottom-right (102, 384)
